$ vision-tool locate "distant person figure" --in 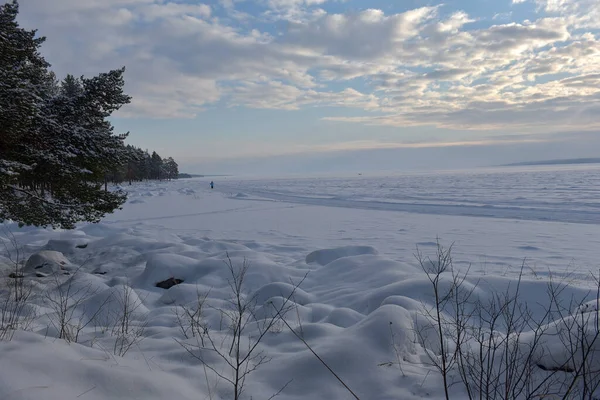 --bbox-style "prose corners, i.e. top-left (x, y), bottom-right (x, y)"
top-left (210, 181), bottom-right (214, 190)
